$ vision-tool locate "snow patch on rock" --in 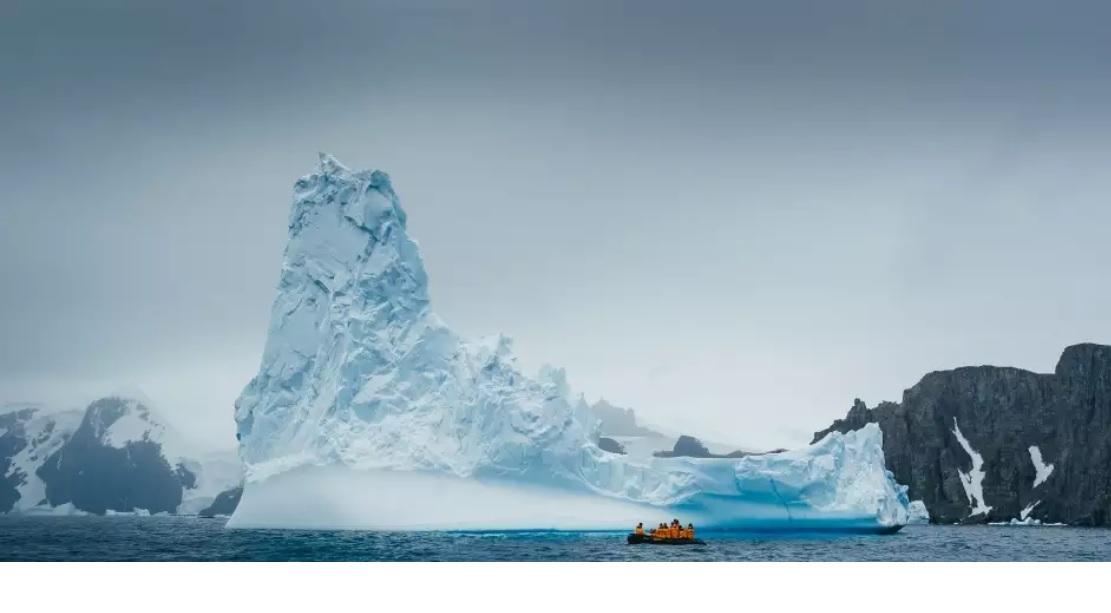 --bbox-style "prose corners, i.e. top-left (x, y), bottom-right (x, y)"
top-left (952, 419), bottom-right (992, 516)
top-left (1028, 445), bottom-right (1054, 488)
